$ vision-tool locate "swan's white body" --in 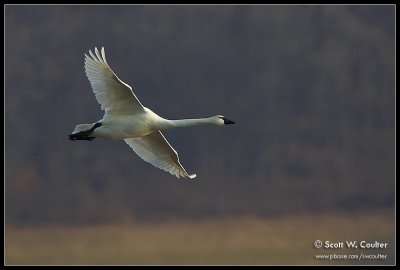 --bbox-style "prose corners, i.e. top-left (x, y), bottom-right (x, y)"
top-left (70, 47), bottom-right (234, 179)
